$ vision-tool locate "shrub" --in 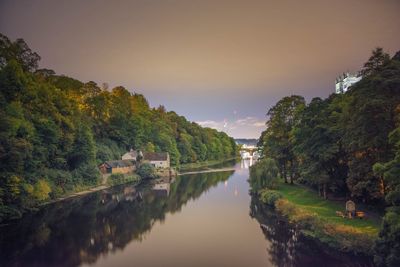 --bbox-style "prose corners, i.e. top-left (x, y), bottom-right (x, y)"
top-left (274, 198), bottom-right (375, 254)
top-left (32, 179), bottom-right (51, 202)
top-left (259, 189), bottom-right (283, 207)
top-left (137, 163), bottom-right (157, 179)
top-left (249, 158), bottom-right (280, 192)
